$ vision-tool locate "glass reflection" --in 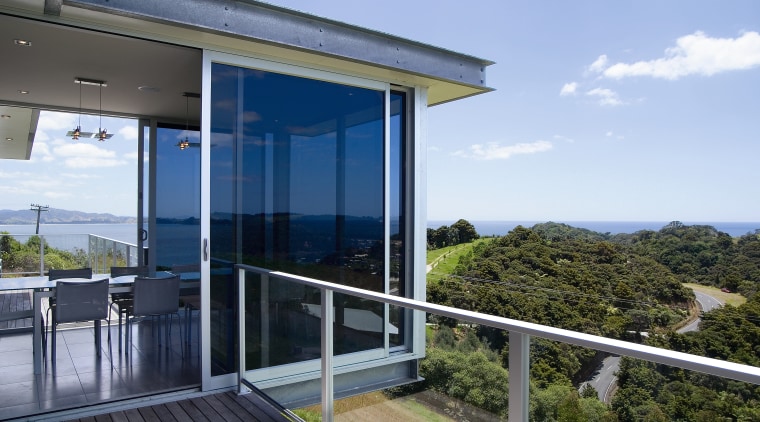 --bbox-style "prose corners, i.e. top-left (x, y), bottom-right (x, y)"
top-left (210, 64), bottom-right (386, 373)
